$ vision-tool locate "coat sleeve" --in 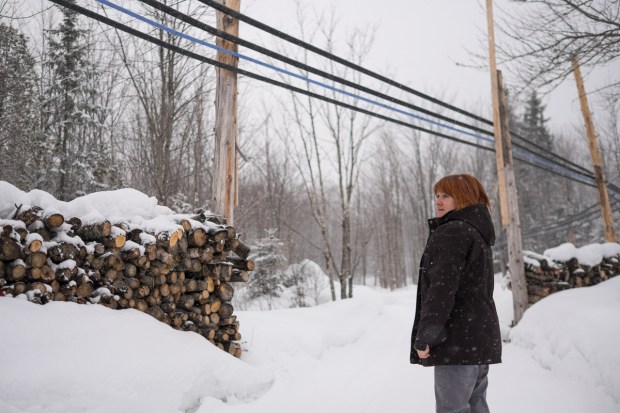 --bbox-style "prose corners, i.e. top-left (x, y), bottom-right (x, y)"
top-left (415, 222), bottom-right (472, 347)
